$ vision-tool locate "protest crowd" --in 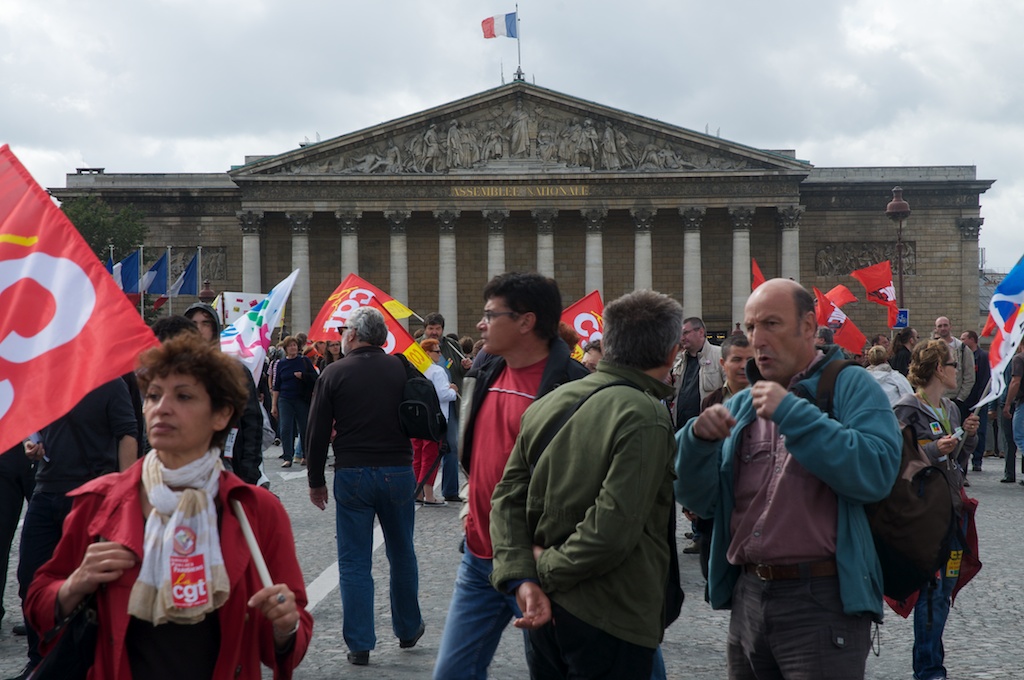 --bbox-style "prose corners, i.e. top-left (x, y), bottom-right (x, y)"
top-left (2, 147), bottom-right (1024, 679)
